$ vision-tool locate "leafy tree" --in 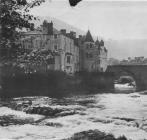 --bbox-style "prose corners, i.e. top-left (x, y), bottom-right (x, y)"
top-left (69, 0), bottom-right (82, 6)
top-left (0, 0), bottom-right (45, 58)
top-left (0, 0), bottom-right (82, 58)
